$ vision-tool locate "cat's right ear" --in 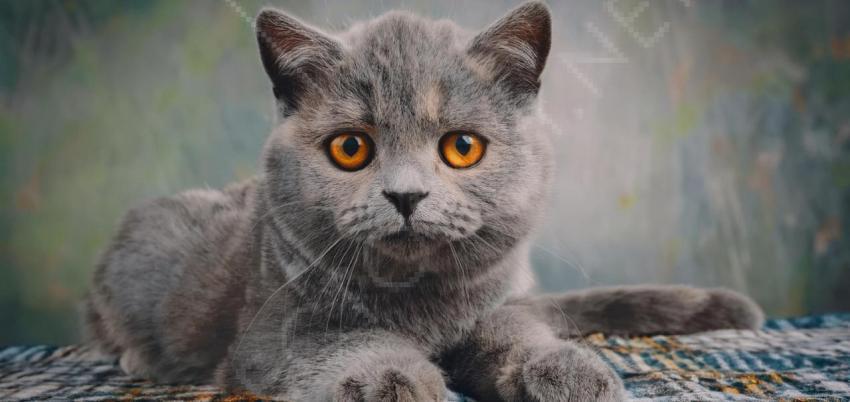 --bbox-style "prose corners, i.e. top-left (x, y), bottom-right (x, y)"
top-left (255, 9), bottom-right (343, 116)
top-left (467, 1), bottom-right (551, 105)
